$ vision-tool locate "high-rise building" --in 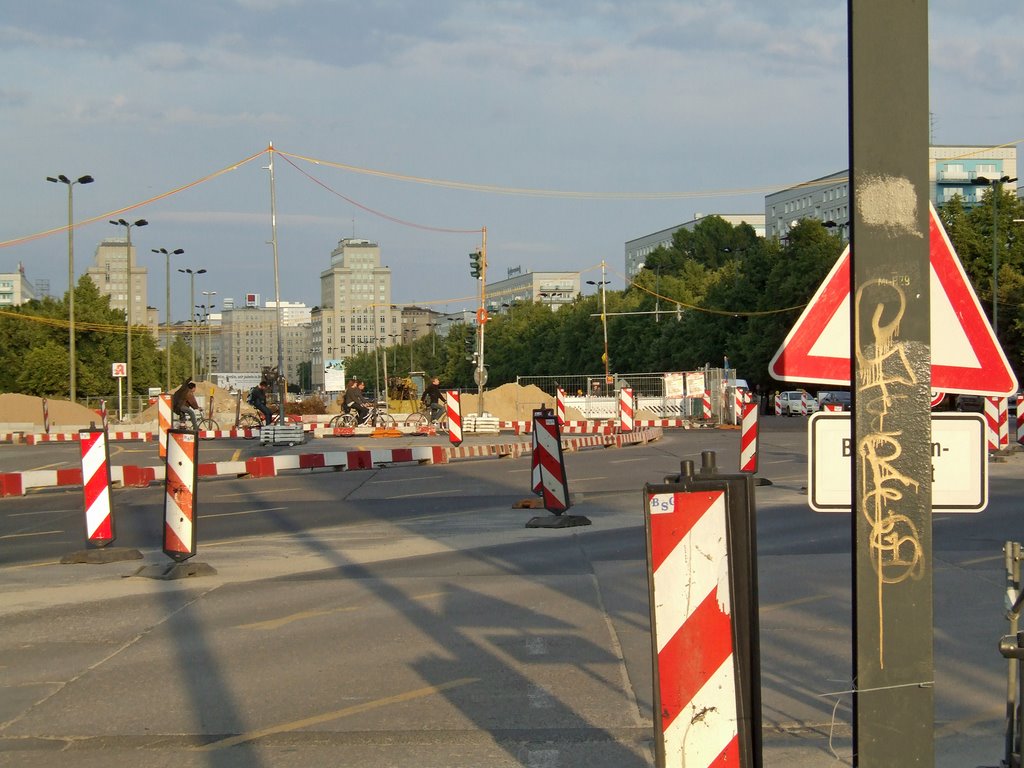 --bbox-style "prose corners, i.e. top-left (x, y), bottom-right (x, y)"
top-left (220, 302), bottom-right (311, 384)
top-left (86, 236), bottom-right (150, 325)
top-left (312, 238), bottom-right (399, 392)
